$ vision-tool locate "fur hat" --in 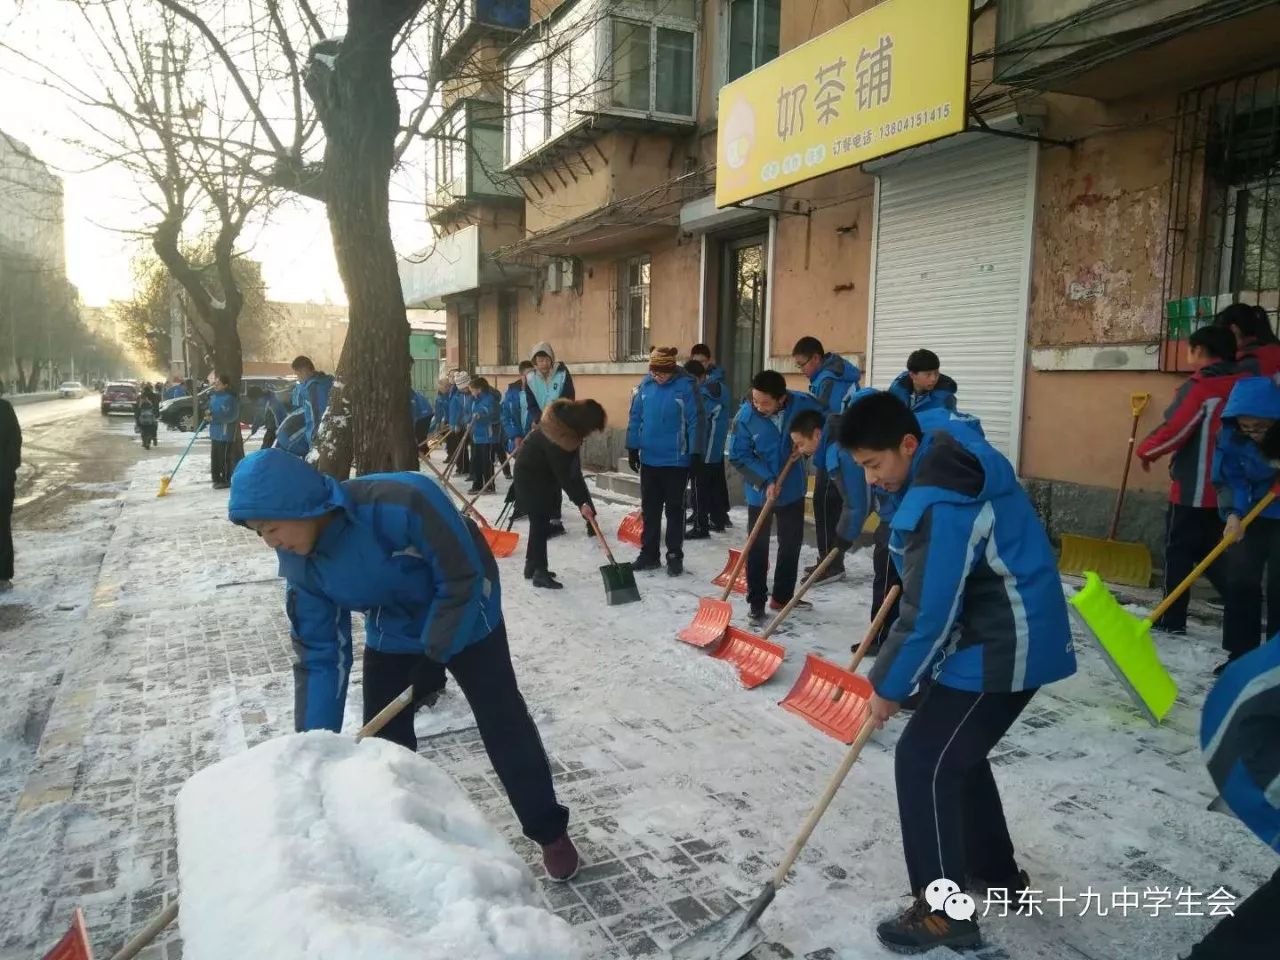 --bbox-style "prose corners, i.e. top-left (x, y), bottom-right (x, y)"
top-left (649, 346), bottom-right (679, 373)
